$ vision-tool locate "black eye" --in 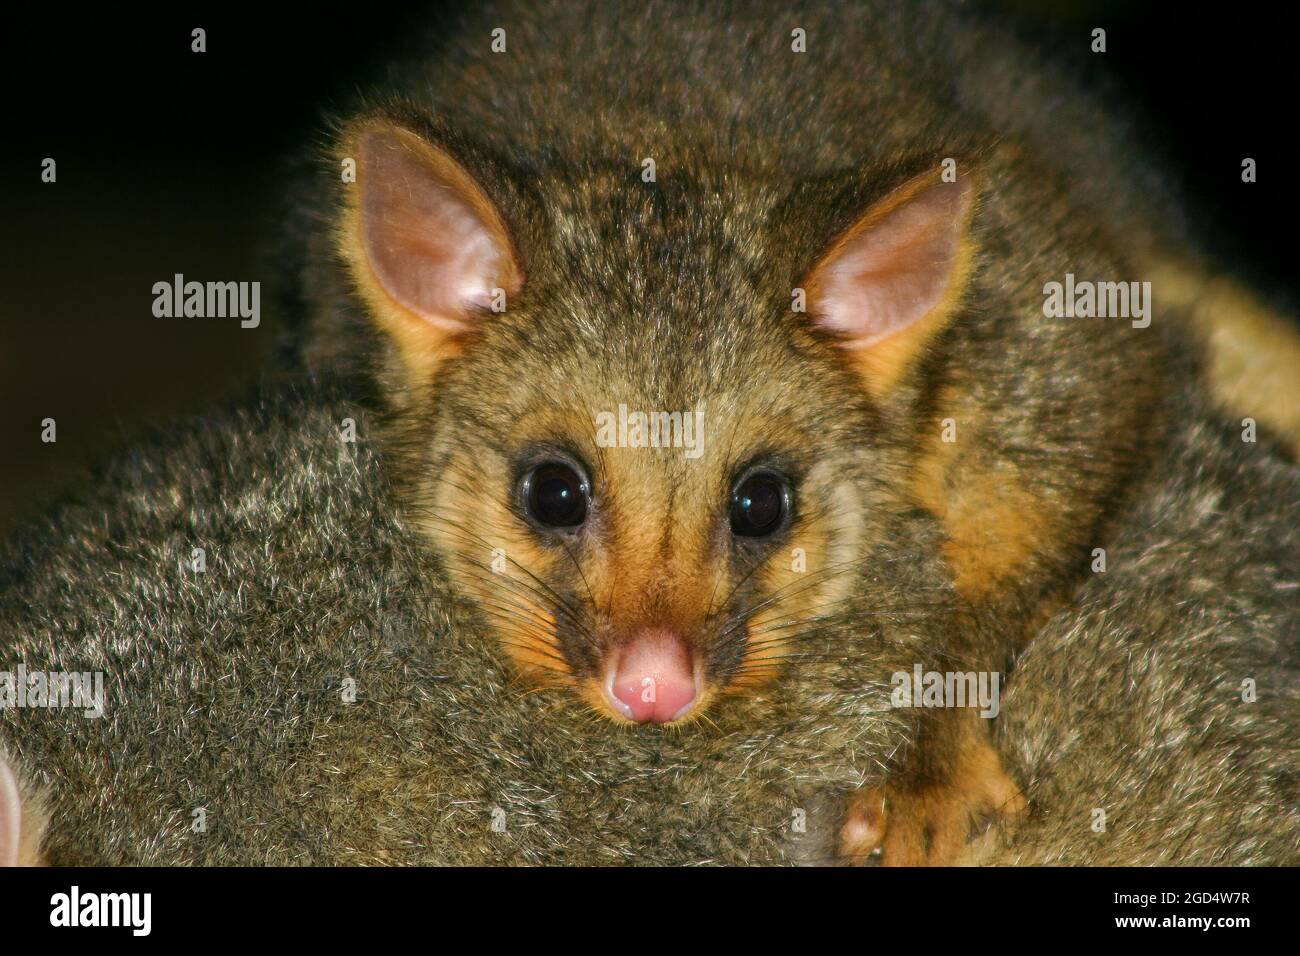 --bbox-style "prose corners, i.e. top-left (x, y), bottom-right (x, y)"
top-left (730, 470), bottom-right (791, 538)
top-left (523, 461), bottom-right (590, 529)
